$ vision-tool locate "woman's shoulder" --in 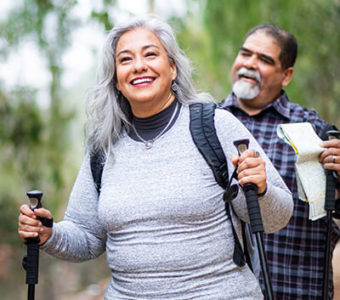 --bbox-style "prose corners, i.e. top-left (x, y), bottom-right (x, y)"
top-left (213, 106), bottom-right (251, 143)
top-left (214, 106), bottom-right (242, 125)
top-left (181, 102), bottom-right (244, 132)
